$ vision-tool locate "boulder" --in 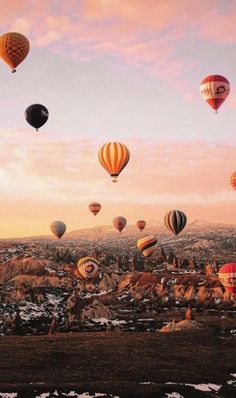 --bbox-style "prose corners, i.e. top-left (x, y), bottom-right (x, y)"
top-left (160, 319), bottom-right (203, 333)
top-left (81, 299), bottom-right (115, 321)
